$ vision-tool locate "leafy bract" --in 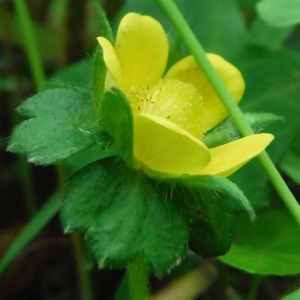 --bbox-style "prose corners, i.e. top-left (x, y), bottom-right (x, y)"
top-left (202, 112), bottom-right (281, 148)
top-left (164, 175), bottom-right (253, 257)
top-left (219, 210), bottom-right (300, 275)
top-left (0, 191), bottom-right (63, 275)
top-left (8, 88), bottom-right (107, 165)
top-left (61, 156), bottom-right (252, 273)
top-left (99, 88), bottom-right (134, 165)
top-left (61, 158), bottom-right (188, 274)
